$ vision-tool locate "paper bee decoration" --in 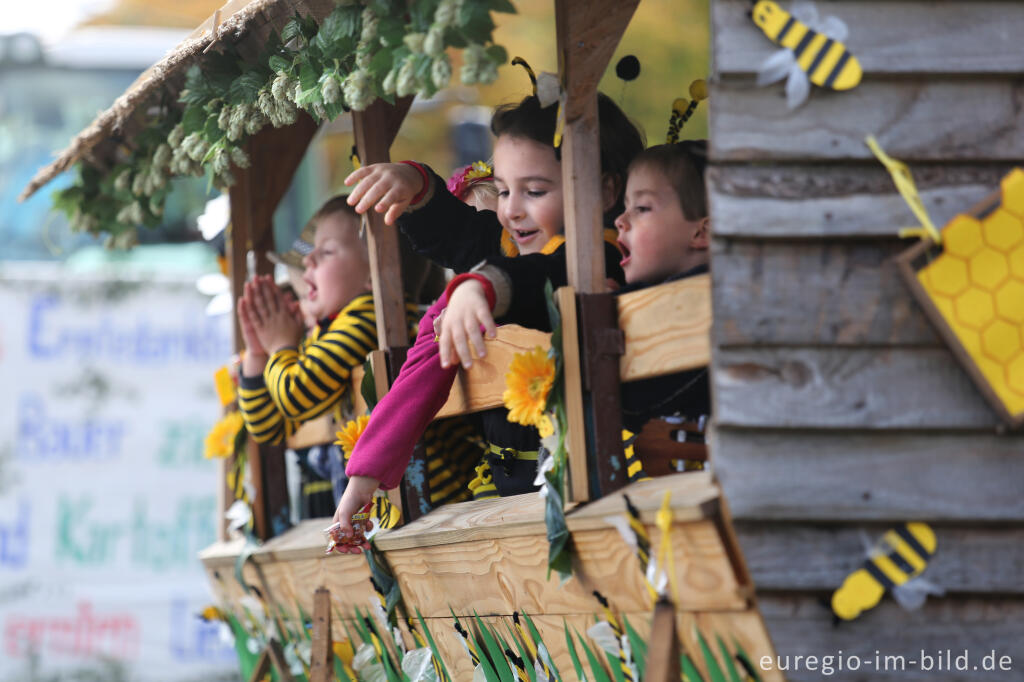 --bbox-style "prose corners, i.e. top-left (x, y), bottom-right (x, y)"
top-left (832, 523), bottom-right (942, 621)
top-left (750, 0), bottom-right (862, 108)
